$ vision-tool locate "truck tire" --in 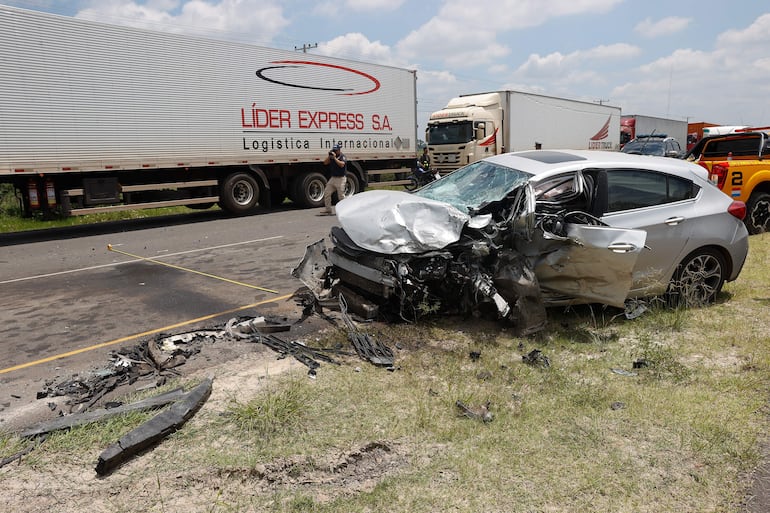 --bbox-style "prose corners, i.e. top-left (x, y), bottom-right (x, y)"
top-left (295, 172), bottom-right (327, 208)
top-left (343, 171), bottom-right (360, 198)
top-left (745, 191), bottom-right (770, 234)
top-left (220, 172), bottom-right (260, 215)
